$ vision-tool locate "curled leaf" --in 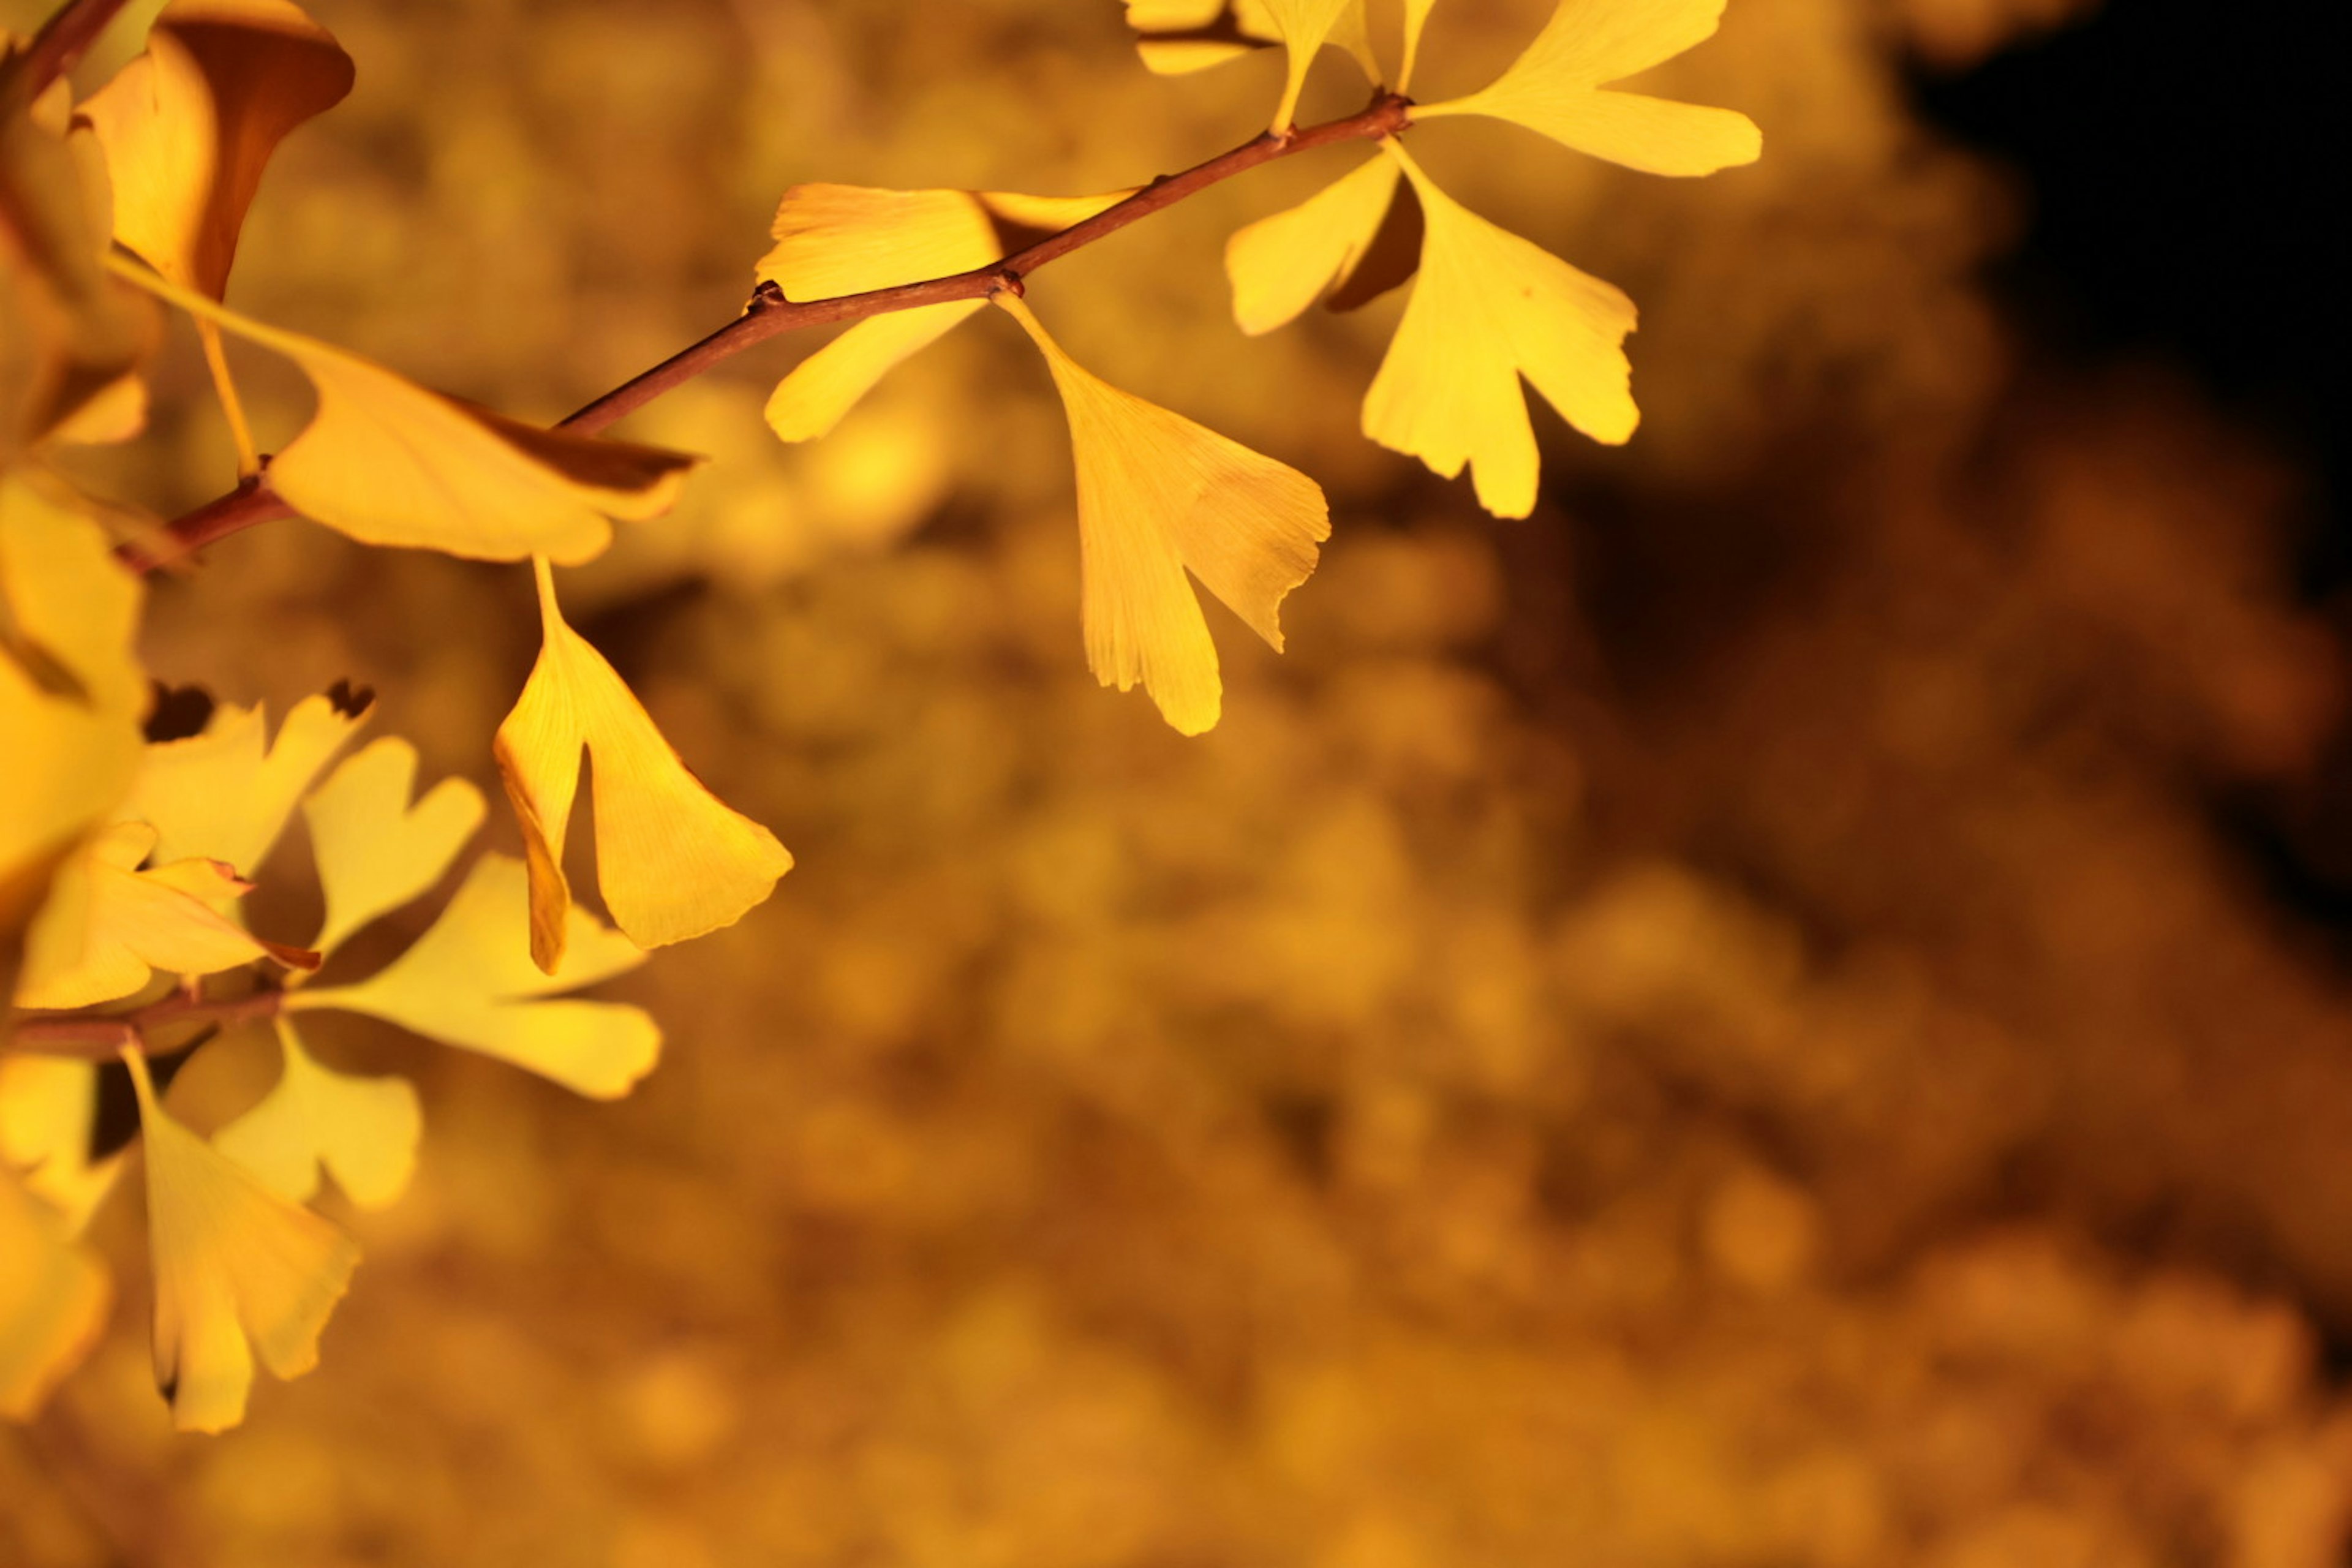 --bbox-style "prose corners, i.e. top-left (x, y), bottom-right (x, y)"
top-left (292, 853), bottom-right (663, 1099)
top-left (124, 1046), bottom-right (358, 1433)
top-left (15, 821), bottom-right (319, 1010)
top-left (758, 184), bottom-right (1129, 443)
top-left (111, 265), bottom-right (701, 563)
top-left (495, 560), bottom-right (791, 971)
top-left (214, 1019), bottom-right (418, 1210)
top-left (80, 0), bottom-right (356, 298)
top-left (997, 293), bottom-right (1329, 736)
top-left (301, 736), bottom-right (486, 957)
top-left (1415, 0), bottom-right (1761, 177)
top-left (1360, 141), bottom-right (1638, 518)
top-left (1, 1164), bottom-right (109, 1420)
